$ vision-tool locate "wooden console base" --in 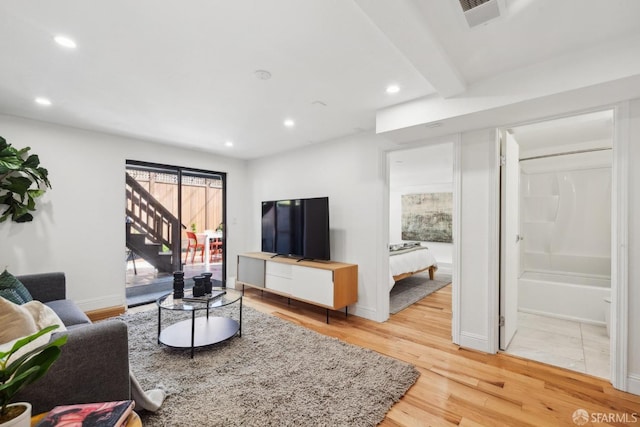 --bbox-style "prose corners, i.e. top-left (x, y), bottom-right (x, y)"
top-left (236, 252), bottom-right (358, 323)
